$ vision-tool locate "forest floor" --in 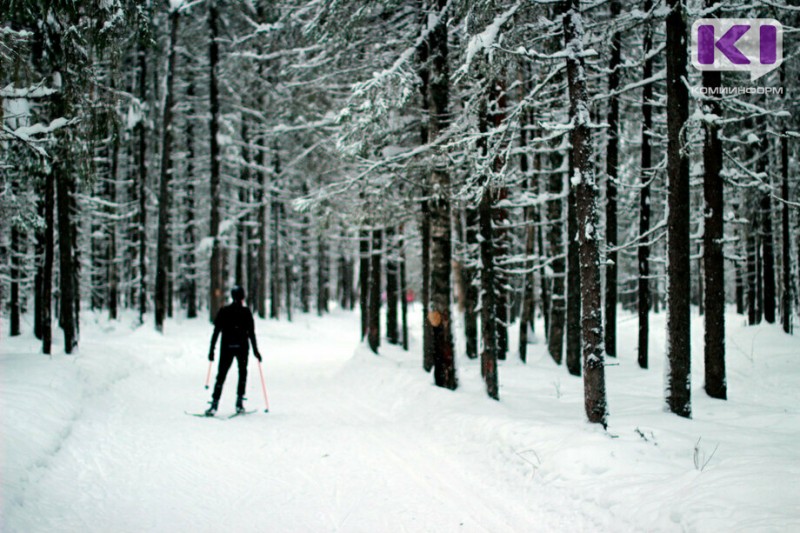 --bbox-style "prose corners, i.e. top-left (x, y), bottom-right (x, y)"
top-left (2, 304), bottom-right (800, 532)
